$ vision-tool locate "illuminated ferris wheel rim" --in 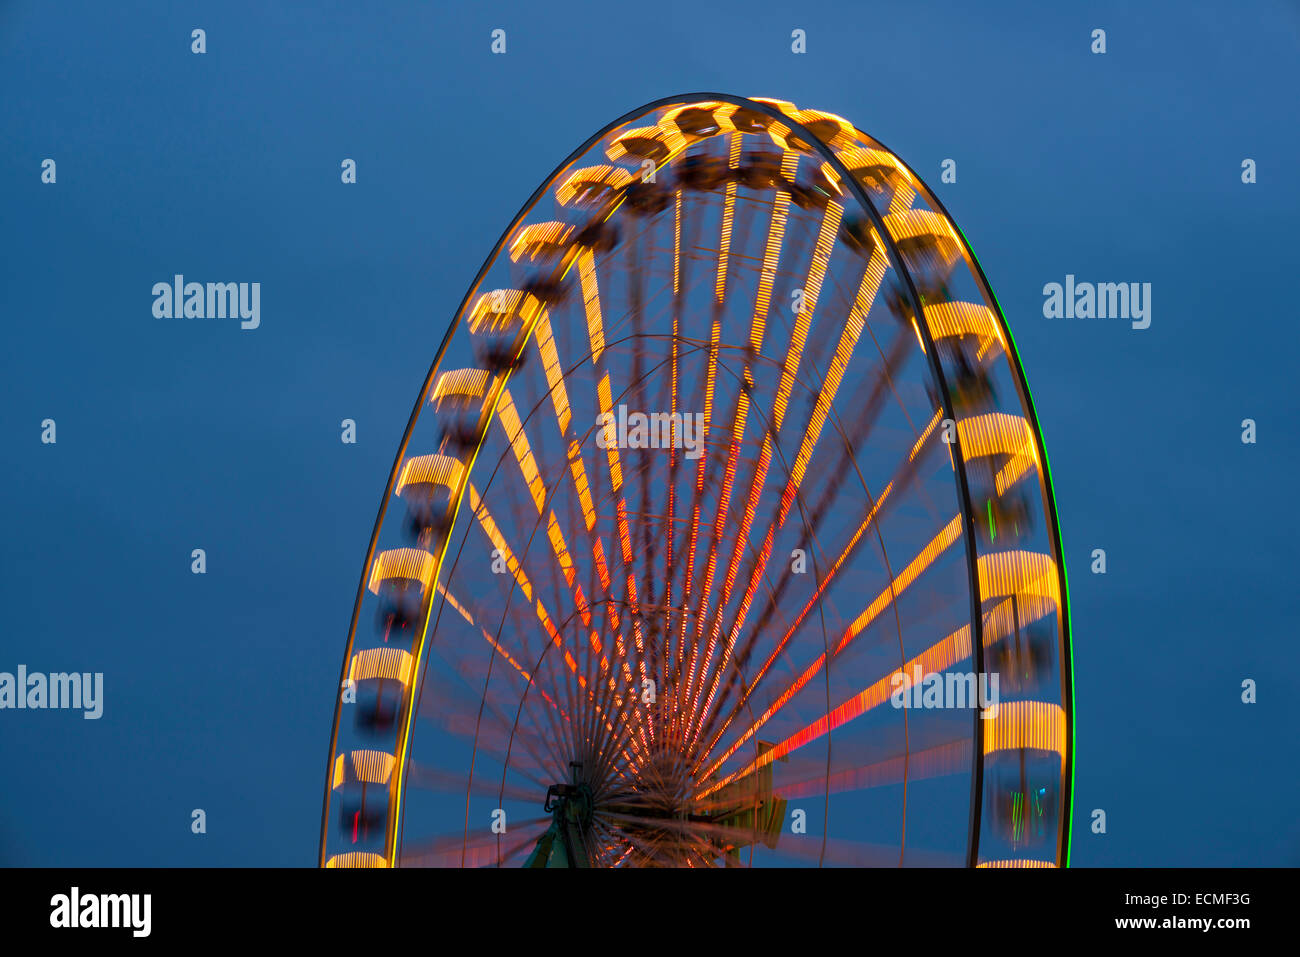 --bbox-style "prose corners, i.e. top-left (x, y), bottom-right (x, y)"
top-left (320, 92), bottom-right (1075, 868)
